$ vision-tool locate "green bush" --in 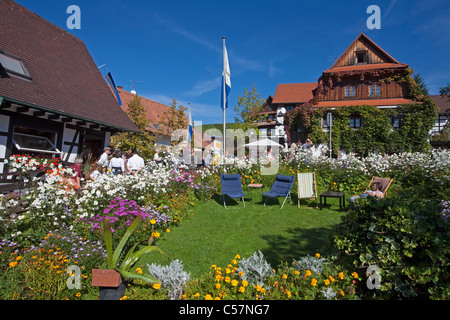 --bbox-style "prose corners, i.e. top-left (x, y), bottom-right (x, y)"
top-left (333, 197), bottom-right (450, 299)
